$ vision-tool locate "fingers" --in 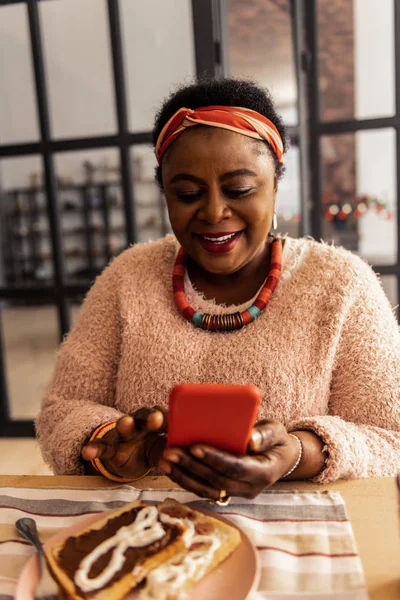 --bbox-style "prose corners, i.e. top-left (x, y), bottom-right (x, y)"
top-left (81, 407), bottom-right (167, 477)
top-left (112, 409), bottom-right (166, 445)
top-left (81, 444), bottom-right (97, 462)
top-left (144, 433), bottom-right (168, 468)
top-left (189, 445), bottom-right (256, 480)
top-left (132, 406), bottom-right (167, 434)
top-left (247, 419), bottom-right (287, 454)
top-left (162, 448), bottom-right (247, 494)
top-left (159, 445), bottom-right (286, 499)
top-left (116, 415), bottom-right (135, 441)
top-left (81, 439), bottom-right (118, 462)
top-left (158, 459), bottom-right (221, 501)
top-left (147, 408), bottom-right (167, 432)
top-left (83, 413), bottom-right (151, 458)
